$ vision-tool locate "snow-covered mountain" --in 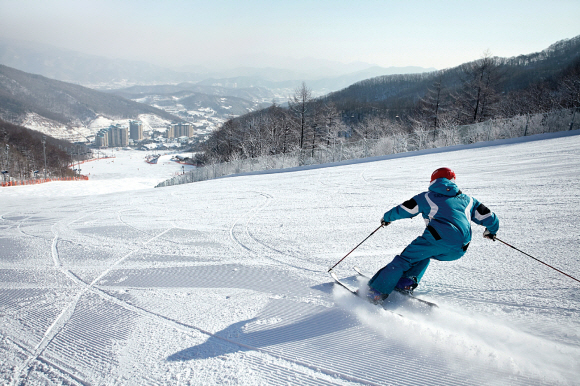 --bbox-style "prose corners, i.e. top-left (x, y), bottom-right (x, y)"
top-left (0, 64), bottom-right (181, 141)
top-left (107, 85), bottom-right (274, 135)
top-left (1, 132), bottom-right (579, 385)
